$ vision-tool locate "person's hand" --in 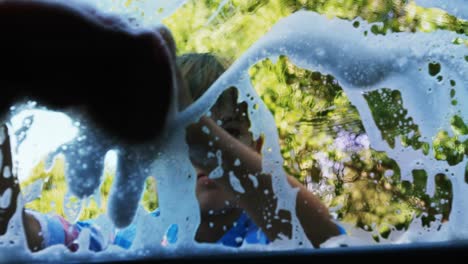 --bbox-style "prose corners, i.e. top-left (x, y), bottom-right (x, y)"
top-left (185, 117), bottom-right (222, 173)
top-left (0, 0), bottom-right (176, 145)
